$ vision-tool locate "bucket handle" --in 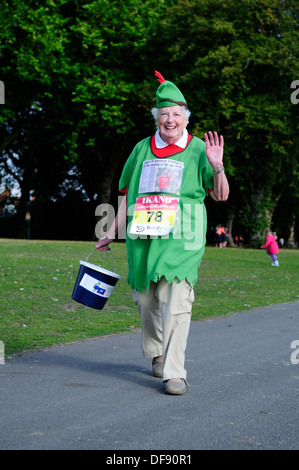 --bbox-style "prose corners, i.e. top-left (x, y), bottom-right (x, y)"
top-left (86, 246), bottom-right (117, 273)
